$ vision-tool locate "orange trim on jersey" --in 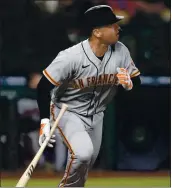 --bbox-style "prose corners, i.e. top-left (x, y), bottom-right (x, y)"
top-left (130, 70), bottom-right (140, 78)
top-left (50, 104), bottom-right (56, 121)
top-left (59, 154), bottom-right (75, 187)
top-left (57, 127), bottom-right (74, 187)
top-left (57, 126), bottom-right (74, 155)
top-left (51, 103), bottom-right (75, 187)
top-left (50, 104), bottom-right (74, 155)
top-left (43, 69), bottom-right (61, 86)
